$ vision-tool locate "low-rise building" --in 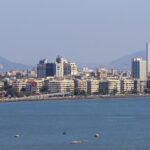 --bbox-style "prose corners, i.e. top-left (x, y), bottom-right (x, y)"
top-left (121, 79), bottom-right (134, 94)
top-left (25, 79), bottom-right (44, 95)
top-left (74, 79), bottom-right (87, 93)
top-left (87, 80), bottom-right (100, 95)
top-left (97, 68), bottom-right (108, 80)
top-left (47, 79), bottom-right (74, 95)
top-left (100, 79), bottom-right (121, 94)
top-left (12, 79), bottom-right (28, 92)
top-left (134, 80), bottom-right (147, 93)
